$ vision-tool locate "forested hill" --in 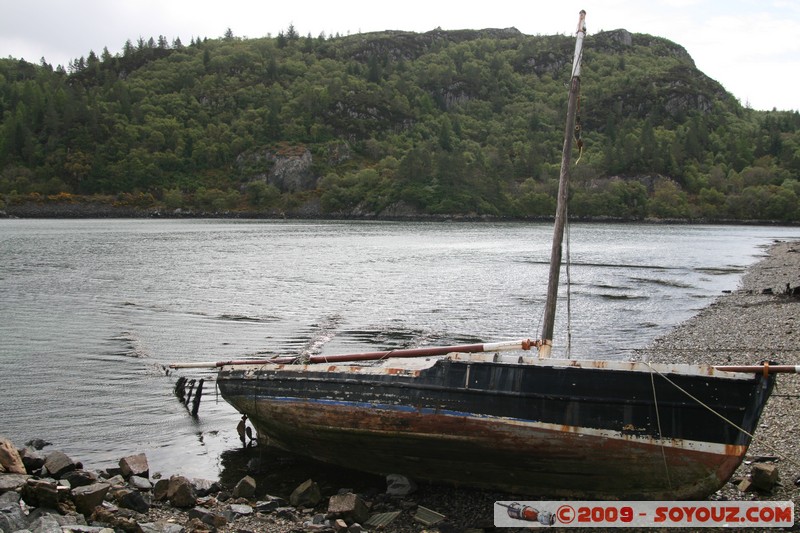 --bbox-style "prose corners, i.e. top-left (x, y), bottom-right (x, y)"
top-left (1, 26), bottom-right (799, 221)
